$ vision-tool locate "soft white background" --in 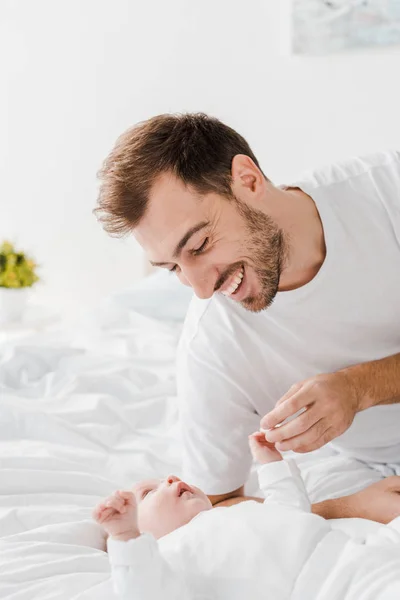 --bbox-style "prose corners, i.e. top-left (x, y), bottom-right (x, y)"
top-left (1, 0), bottom-right (400, 319)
